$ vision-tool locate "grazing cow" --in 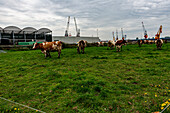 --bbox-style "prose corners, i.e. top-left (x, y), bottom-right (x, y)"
top-left (155, 39), bottom-right (163, 49)
top-left (108, 40), bottom-right (116, 50)
top-left (115, 39), bottom-right (127, 51)
top-left (97, 41), bottom-right (104, 47)
top-left (77, 40), bottom-right (87, 54)
top-left (138, 40), bottom-right (143, 47)
top-left (32, 41), bottom-right (62, 58)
